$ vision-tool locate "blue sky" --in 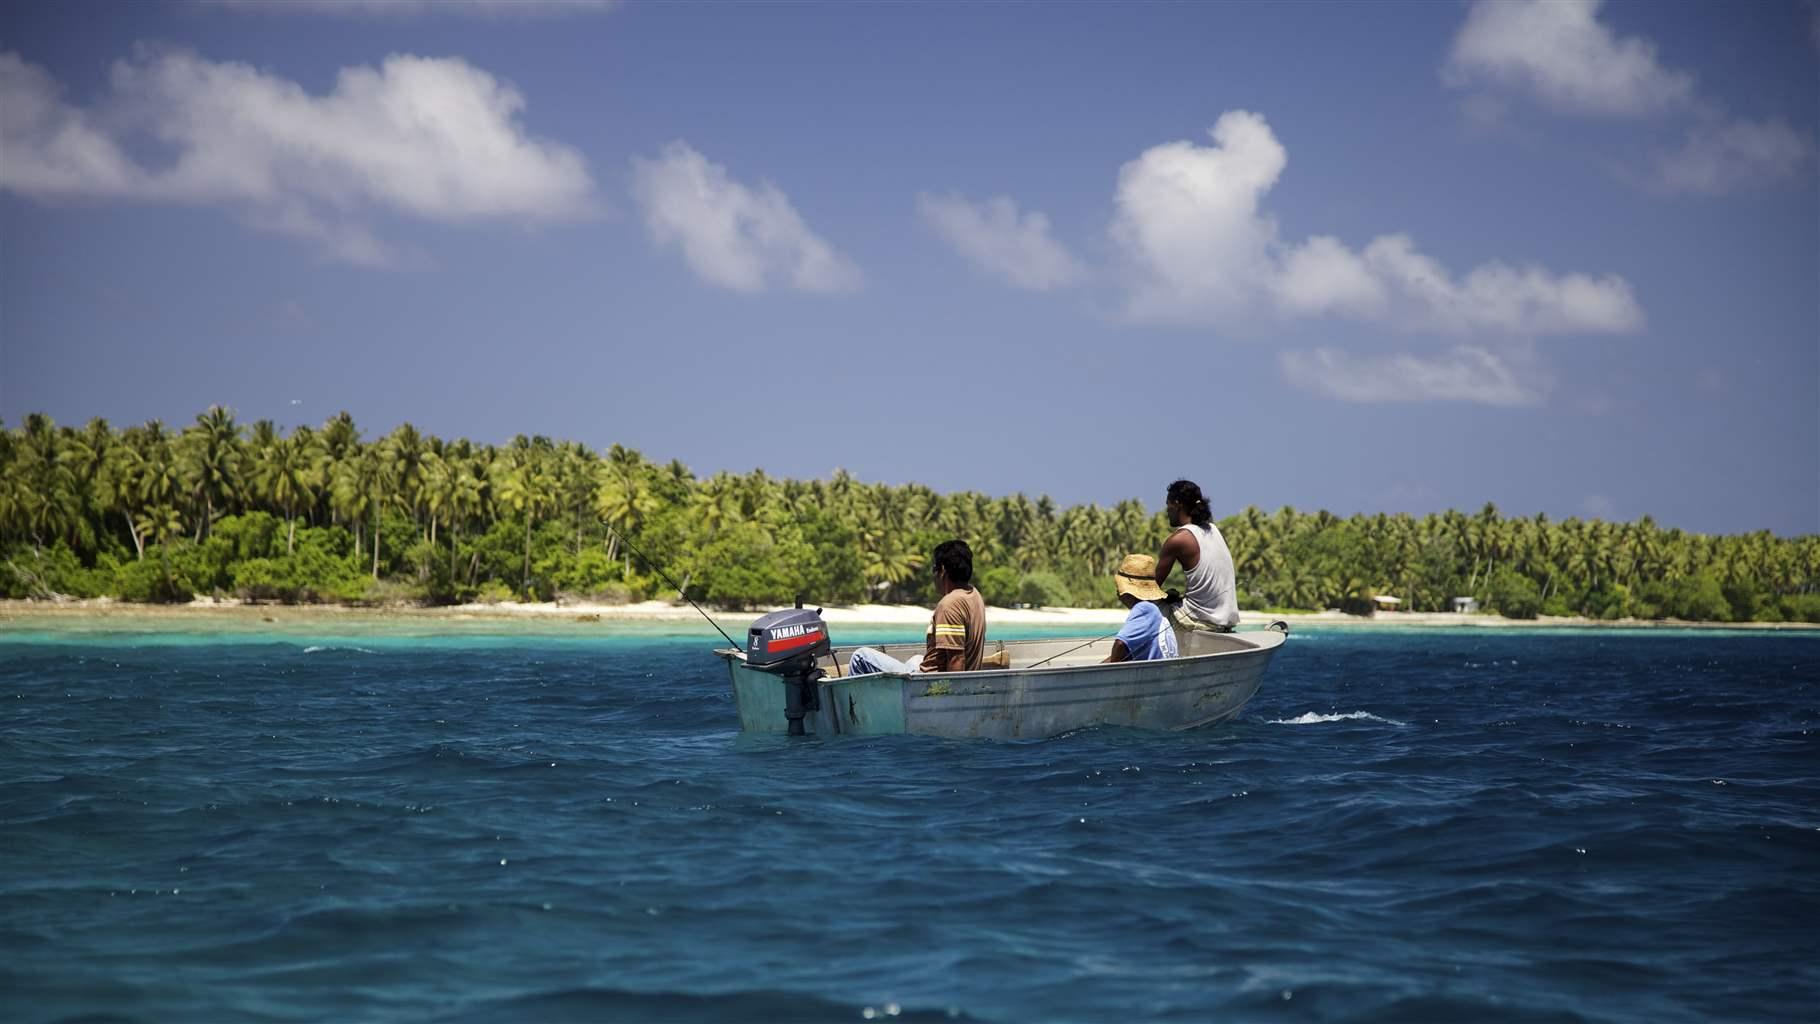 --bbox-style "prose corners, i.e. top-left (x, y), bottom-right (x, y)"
top-left (2, 0), bottom-right (1816, 535)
